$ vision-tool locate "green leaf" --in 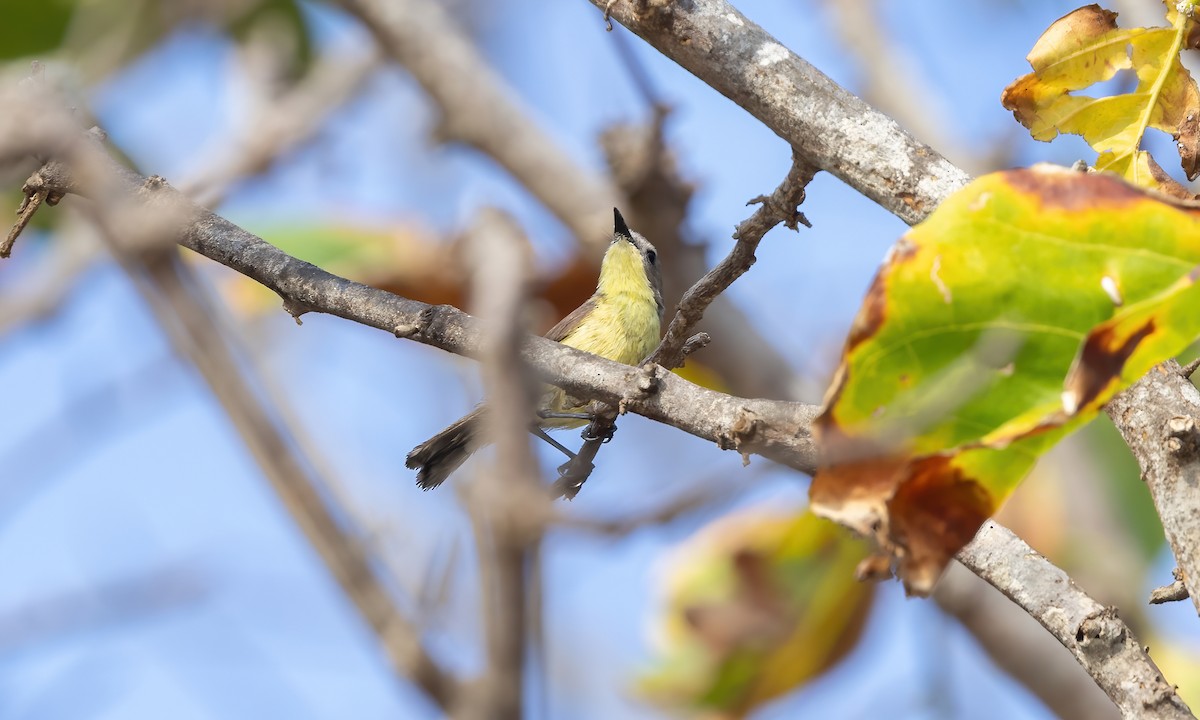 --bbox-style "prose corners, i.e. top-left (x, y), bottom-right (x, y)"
top-left (811, 164), bottom-right (1200, 594)
top-left (0, 0), bottom-right (75, 60)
